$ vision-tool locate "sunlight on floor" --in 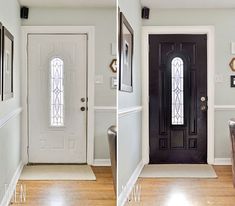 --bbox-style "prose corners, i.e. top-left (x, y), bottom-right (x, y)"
top-left (166, 192), bottom-right (192, 206)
